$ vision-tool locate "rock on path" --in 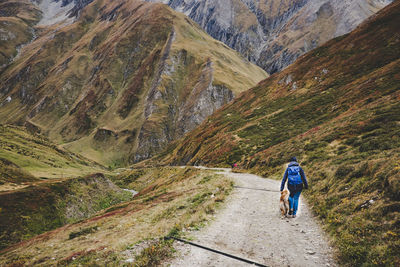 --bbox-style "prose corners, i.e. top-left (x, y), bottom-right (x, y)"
top-left (166, 168), bottom-right (337, 267)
